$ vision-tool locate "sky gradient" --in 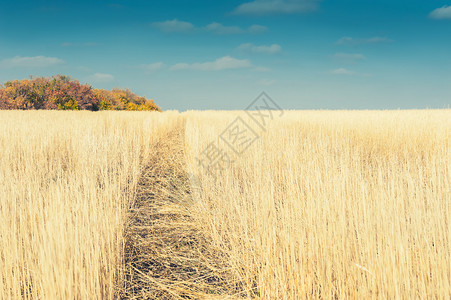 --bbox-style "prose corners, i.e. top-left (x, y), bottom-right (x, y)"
top-left (0, 0), bottom-right (450, 110)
